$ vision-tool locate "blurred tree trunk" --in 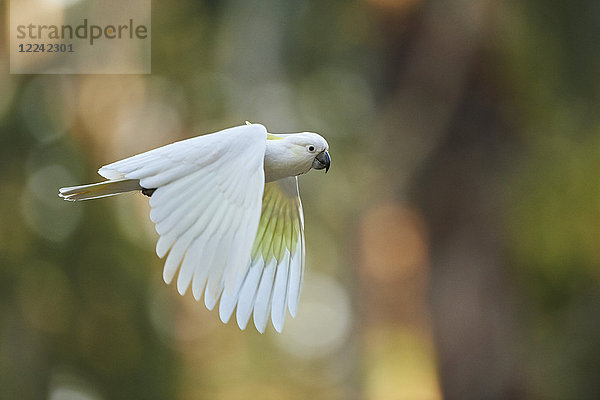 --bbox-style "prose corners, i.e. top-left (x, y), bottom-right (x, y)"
top-left (411, 78), bottom-right (525, 400)
top-left (375, 1), bottom-right (526, 398)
